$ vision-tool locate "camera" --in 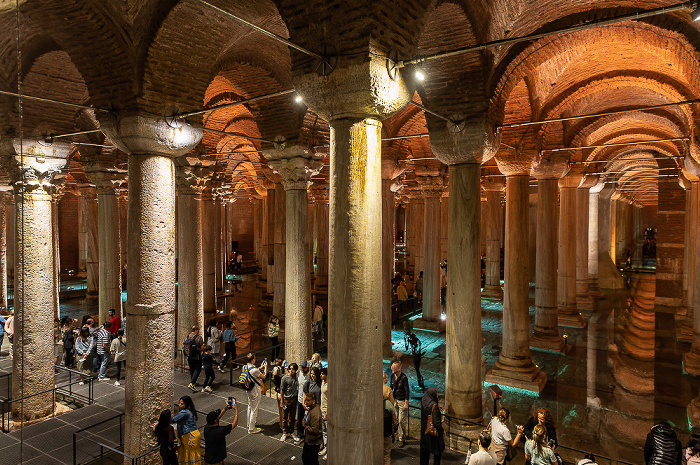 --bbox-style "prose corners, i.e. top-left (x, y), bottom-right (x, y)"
top-left (228, 396), bottom-right (235, 408)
